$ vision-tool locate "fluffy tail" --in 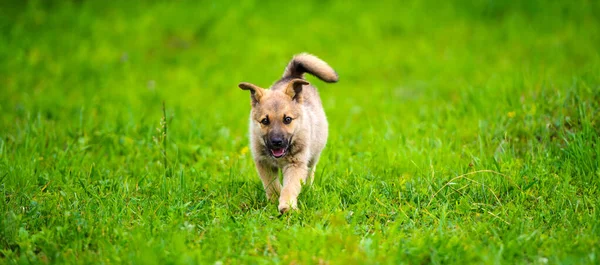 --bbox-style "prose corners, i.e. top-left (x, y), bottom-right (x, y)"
top-left (282, 53), bottom-right (339, 83)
